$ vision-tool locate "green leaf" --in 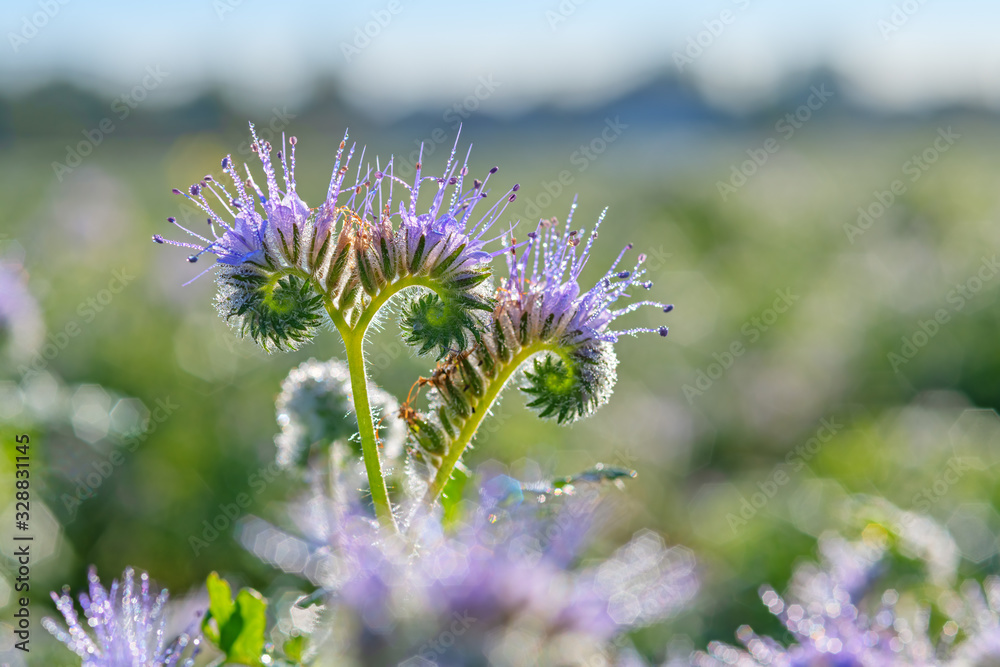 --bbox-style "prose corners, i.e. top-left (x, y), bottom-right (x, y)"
top-left (201, 572), bottom-right (269, 666)
top-left (283, 635), bottom-right (306, 663)
top-left (227, 589), bottom-right (268, 665)
top-left (202, 572), bottom-right (234, 646)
